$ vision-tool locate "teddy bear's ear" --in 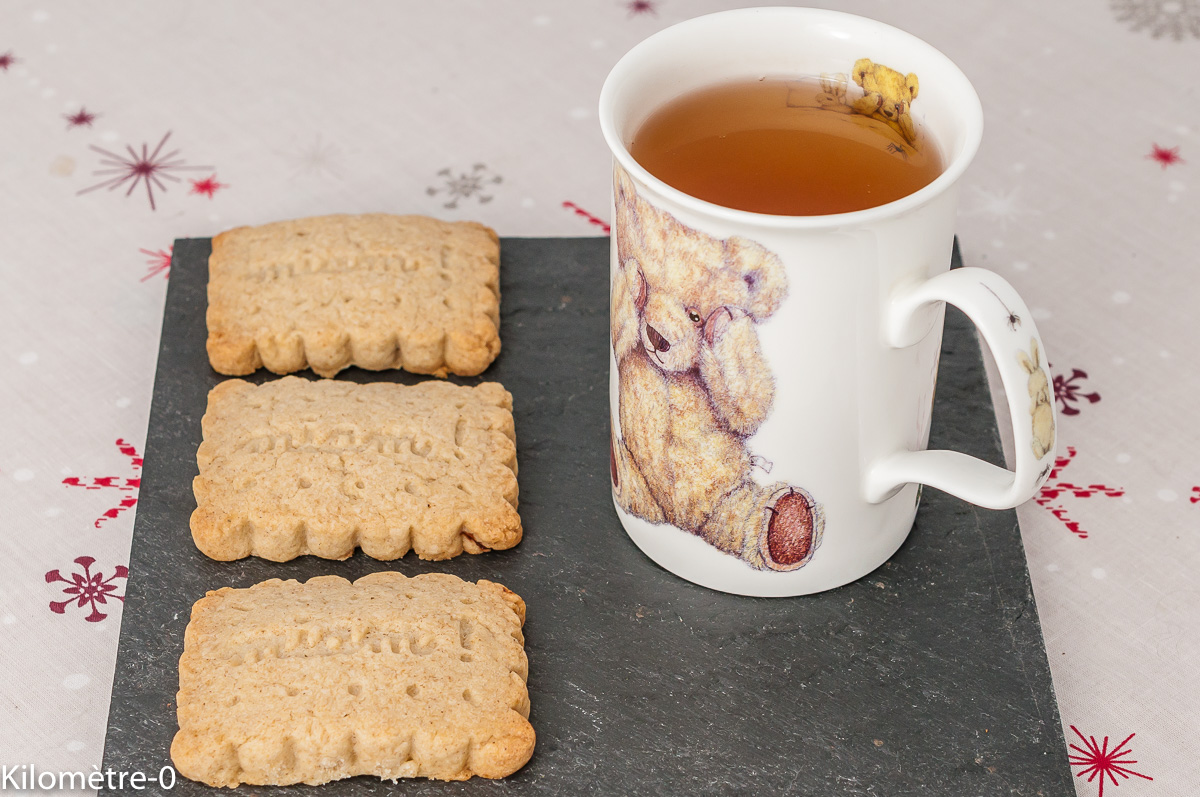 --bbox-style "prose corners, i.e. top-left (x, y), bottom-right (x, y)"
top-left (613, 168), bottom-right (642, 269)
top-left (725, 237), bottom-right (787, 320)
top-left (852, 58), bottom-right (874, 88)
top-left (905, 72), bottom-right (919, 100)
top-left (614, 167), bottom-right (635, 223)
